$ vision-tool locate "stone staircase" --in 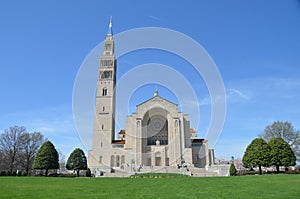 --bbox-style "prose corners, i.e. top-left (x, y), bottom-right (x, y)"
top-left (102, 164), bottom-right (229, 177)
